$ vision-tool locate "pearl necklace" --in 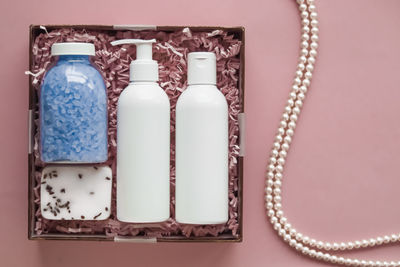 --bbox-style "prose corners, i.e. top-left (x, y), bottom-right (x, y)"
top-left (265, 1), bottom-right (400, 266)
